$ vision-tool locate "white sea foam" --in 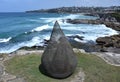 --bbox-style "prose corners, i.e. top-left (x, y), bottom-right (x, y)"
top-left (29, 19), bottom-right (40, 22)
top-left (73, 24), bottom-right (118, 42)
top-left (0, 36), bottom-right (44, 53)
top-left (31, 24), bottom-right (50, 32)
top-left (0, 14), bottom-right (119, 54)
top-left (40, 17), bottom-right (62, 23)
top-left (39, 14), bottom-right (80, 24)
top-left (0, 23), bottom-right (118, 53)
top-left (25, 37), bottom-right (44, 47)
top-left (63, 14), bottom-right (80, 19)
top-left (74, 38), bottom-right (87, 43)
top-left (0, 37), bottom-right (12, 43)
